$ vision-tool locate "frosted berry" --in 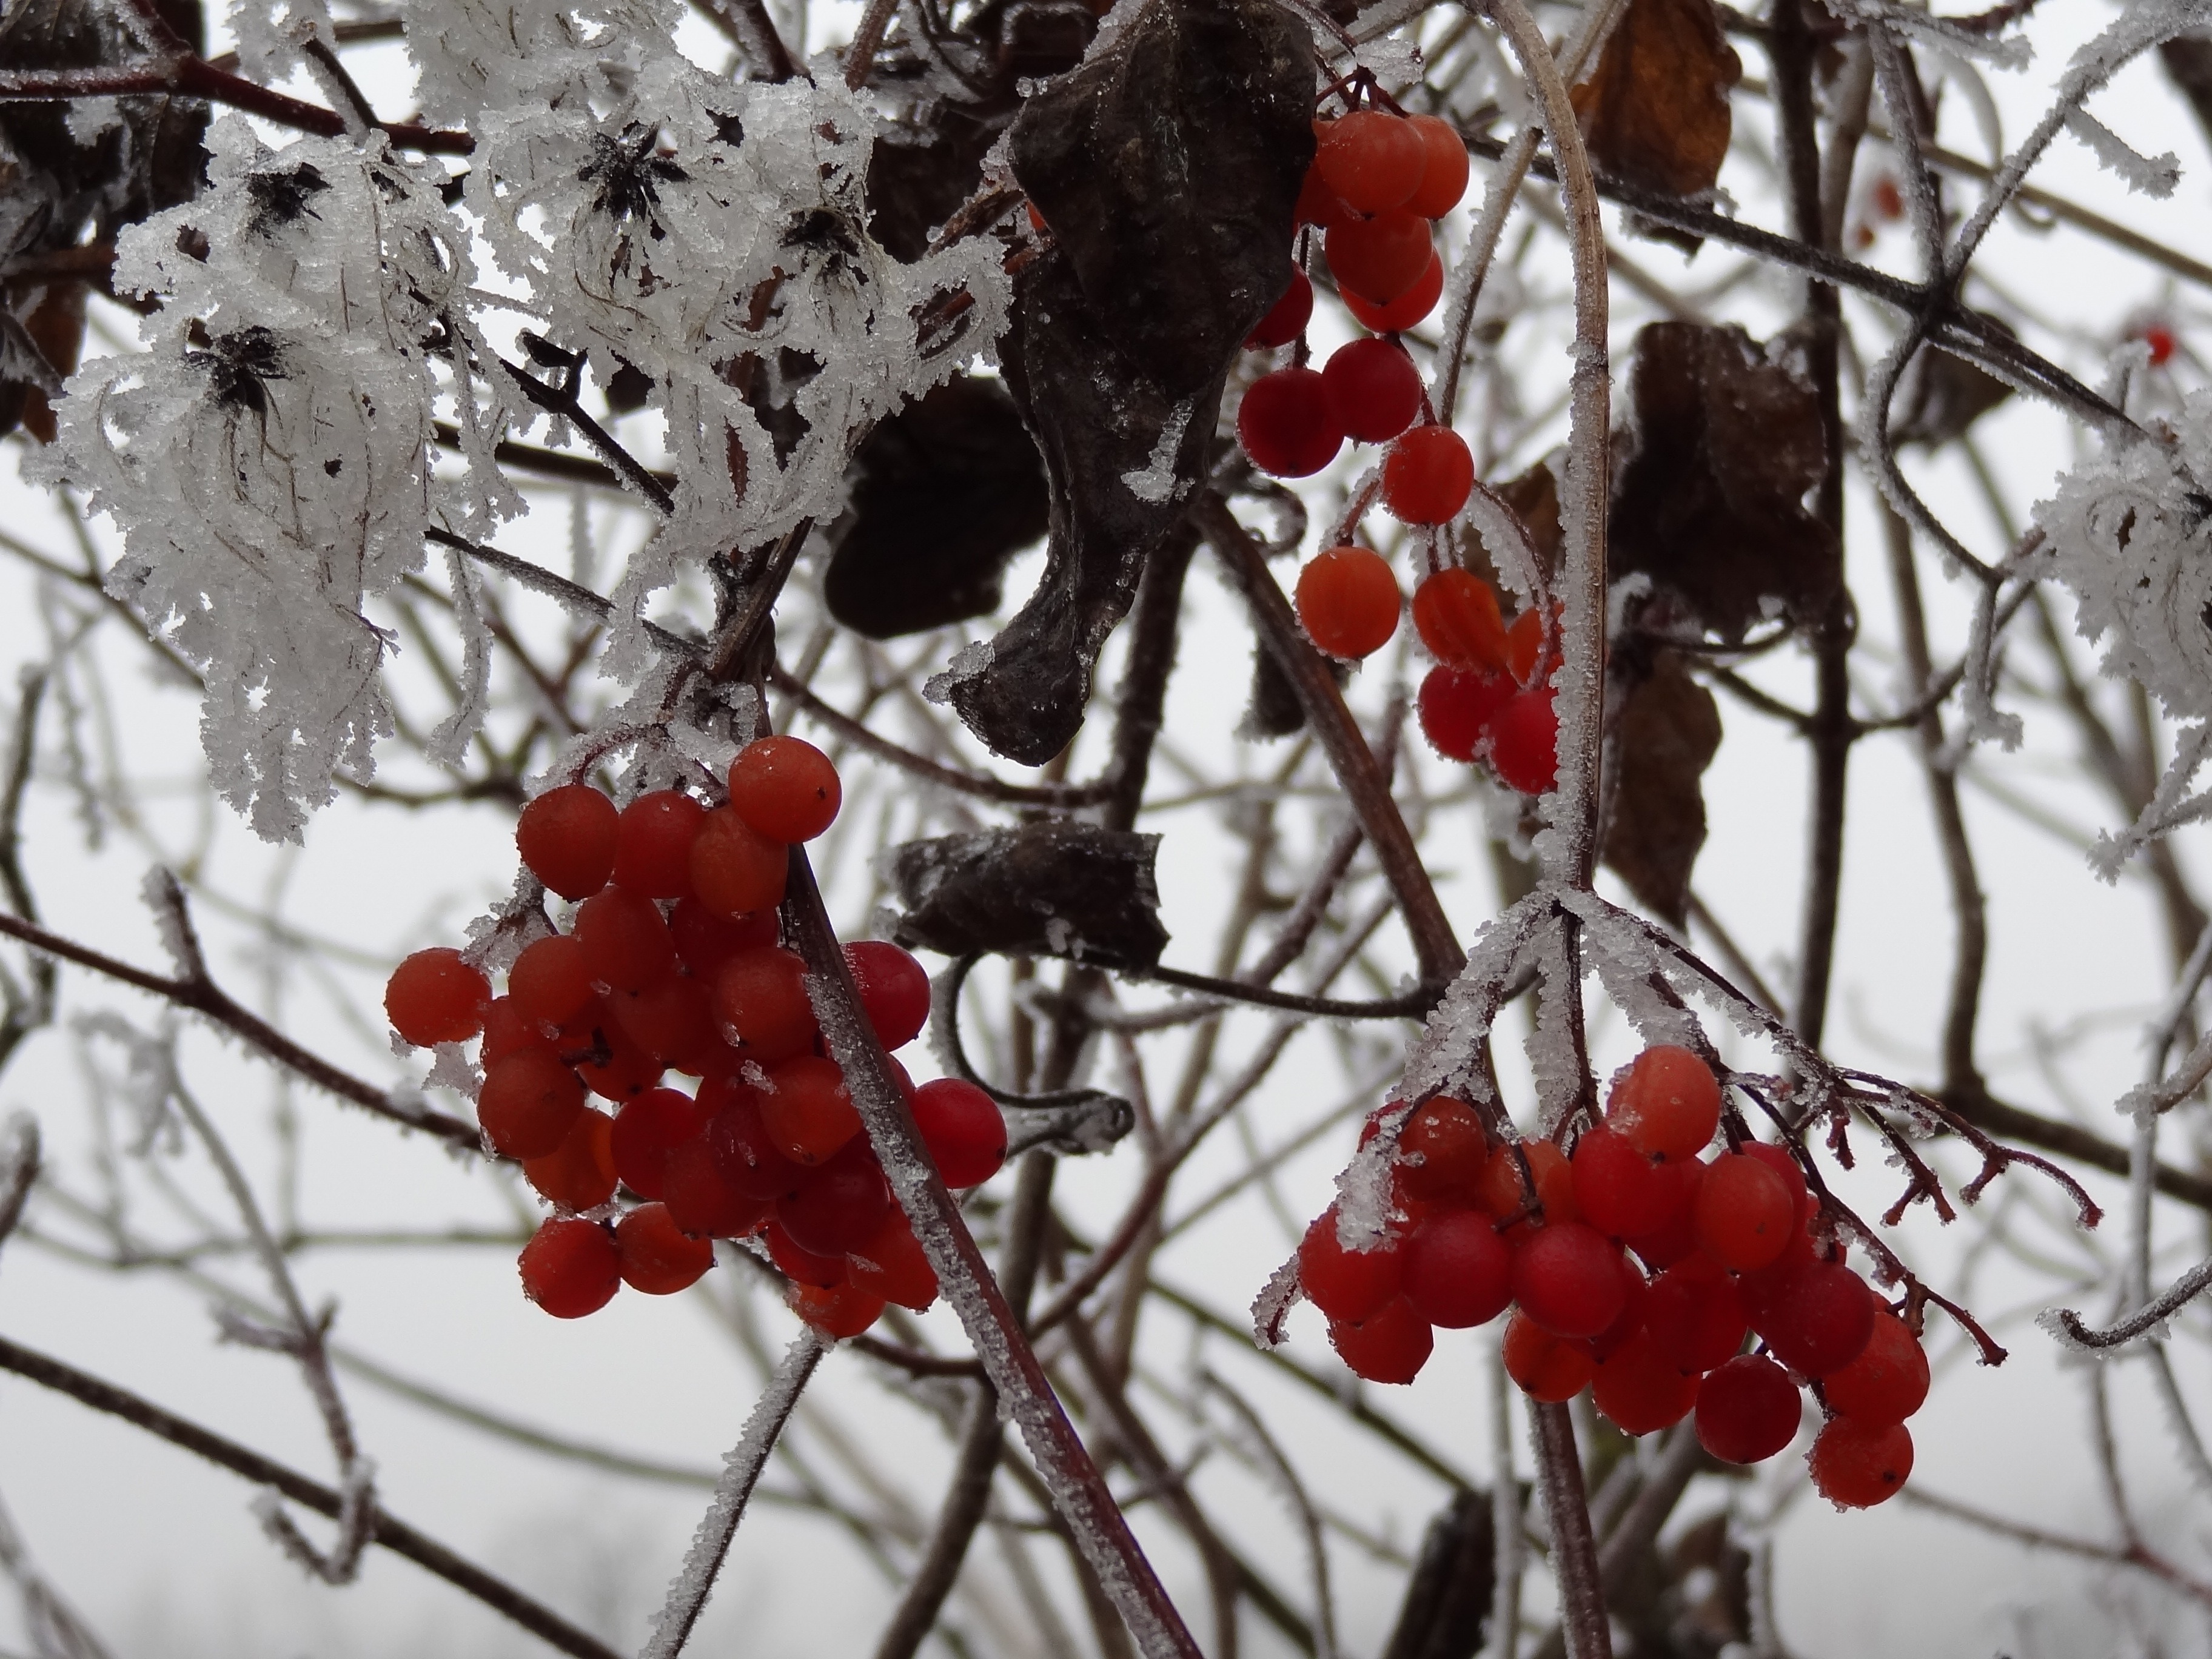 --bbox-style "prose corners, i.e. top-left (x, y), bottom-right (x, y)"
top-left (671, 897), bottom-right (777, 978)
top-left (1608, 1046), bottom-right (1722, 1161)
top-left (729, 736), bottom-right (842, 844)
top-left (1570, 1125), bottom-right (1680, 1240)
top-left (1238, 367), bottom-right (1344, 478)
top-left (789, 1279), bottom-right (886, 1339)
top-left (844, 941), bottom-right (931, 1050)
top-left (1754, 1259), bottom-right (1875, 1378)
top-left (1696, 1355), bottom-right (1802, 1464)
top-left (1326, 210), bottom-right (1433, 307)
top-left (712, 947), bottom-right (819, 1062)
top-left (1503, 1310), bottom-right (1595, 1402)
top-left (1329, 1295), bottom-right (1433, 1384)
top-left (574, 887), bottom-right (675, 994)
top-left (848, 1205), bottom-right (939, 1312)
top-left (760, 1056), bottom-right (862, 1166)
top-left (1299, 1205), bottom-right (1404, 1324)
top-left (1248, 269), bottom-right (1313, 349)
top-left (1404, 1211), bottom-right (1512, 1329)
top-left (1592, 1327), bottom-right (1698, 1435)
top-left (517, 785), bottom-right (618, 900)
top-left (1694, 1152), bottom-right (1797, 1272)
top-left (519, 1218), bottom-right (620, 1318)
top-left (1382, 426), bottom-right (1473, 524)
top-left (777, 1138), bottom-right (891, 1256)
top-left (1315, 109), bottom-right (1426, 213)
top-left (1510, 1221), bottom-right (1624, 1339)
top-left (1322, 337), bottom-right (1423, 444)
top-left (616, 1202), bottom-right (716, 1294)
top-left (691, 808), bottom-right (788, 919)
top-left (704, 1076), bottom-right (809, 1201)
top-left (1646, 1258), bottom-right (1748, 1374)
top-left (766, 1216), bottom-right (848, 1288)
top-left (1418, 665), bottom-right (1513, 762)
top-left (1808, 1416), bottom-right (1912, 1508)
top-left (385, 948), bottom-right (491, 1047)
top-left (508, 933), bottom-right (596, 1029)
top-left (662, 1138), bottom-right (769, 1239)
top-left (612, 791), bottom-right (704, 899)
top-left (1403, 113), bottom-right (1470, 218)
top-left (1821, 1309), bottom-right (1929, 1424)
top-left (610, 1086), bottom-right (704, 1200)
top-left (910, 1078), bottom-right (1007, 1187)
top-left (523, 1108), bottom-right (618, 1212)
top-left (1342, 252), bottom-right (1443, 332)
top-left (1396, 1096), bottom-right (1489, 1202)
top-left (1488, 689), bottom-right (1558, 795)
top-left (1479, 1139), bottom-right (1579, 1234)
top-left (1296, 545), bottom-right (1400, 660)
top-left (480, 1048), bottom-right (588, 1160)
top-left (1413, 569), bottom-right (1508, 674)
